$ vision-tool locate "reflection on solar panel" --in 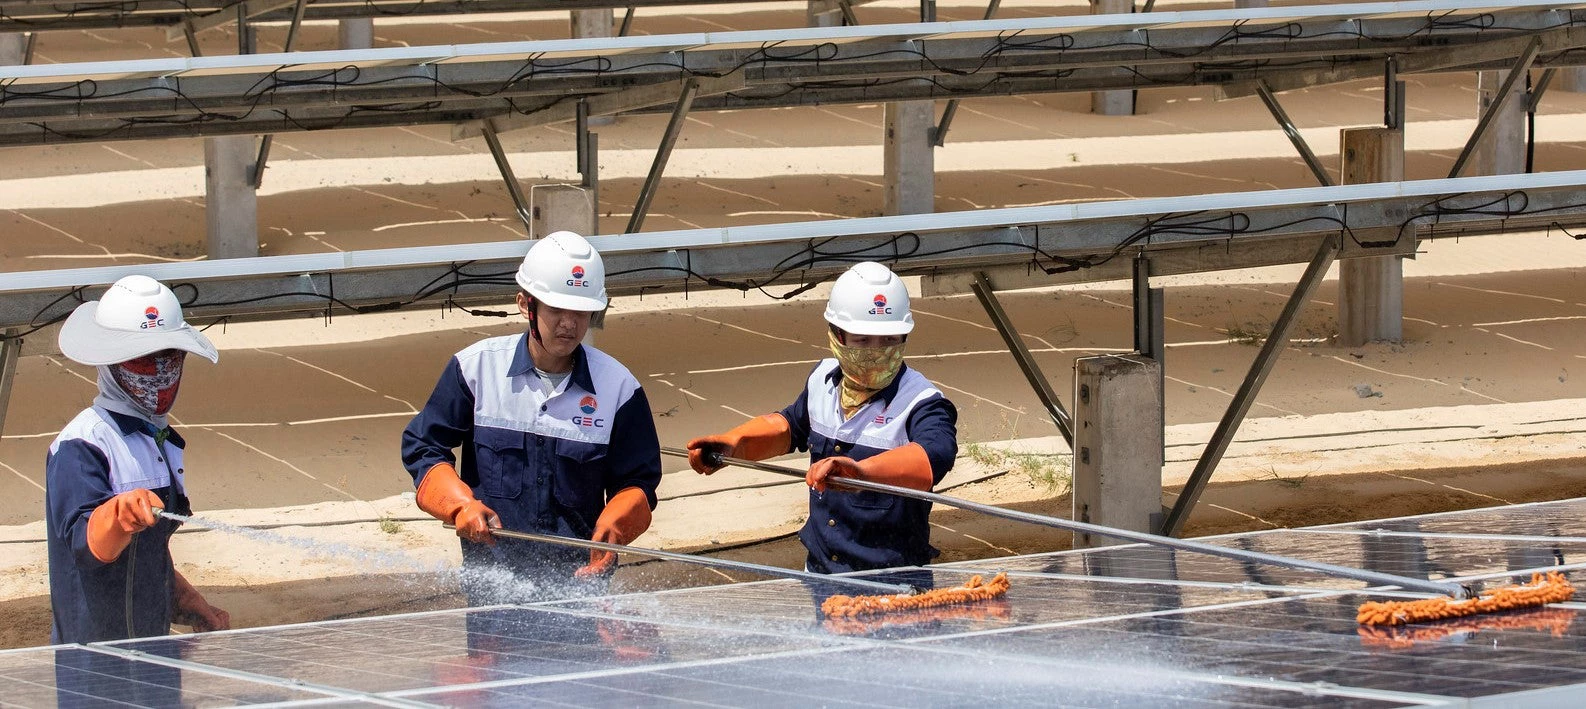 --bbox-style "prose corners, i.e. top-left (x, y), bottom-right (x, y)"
top-left (14, 498), bottom-right (1586, 706)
